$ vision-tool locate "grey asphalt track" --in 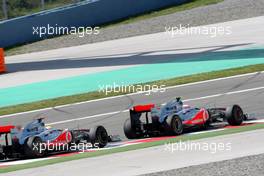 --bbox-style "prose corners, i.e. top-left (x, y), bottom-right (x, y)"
top-left (2, 129), bottom-right (264, 176)
top-left (6, 0), bottom-right (264, 55)
top-left (2, 16), bottom-right (264, 88)
top-left (141, 153), bottom-right (264, 176)
top-left (0, 59), bottom-right (263, 176)
top-left (0, 15), bottom-right (264, 176)
top-left (0, 71), bottom-right (264, 140)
